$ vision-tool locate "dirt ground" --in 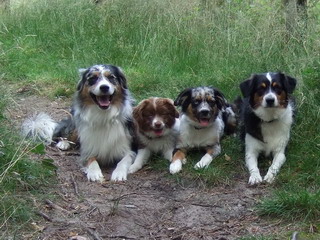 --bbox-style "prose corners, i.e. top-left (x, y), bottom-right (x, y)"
top-left (7, 94), bottom-right (295, 240)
